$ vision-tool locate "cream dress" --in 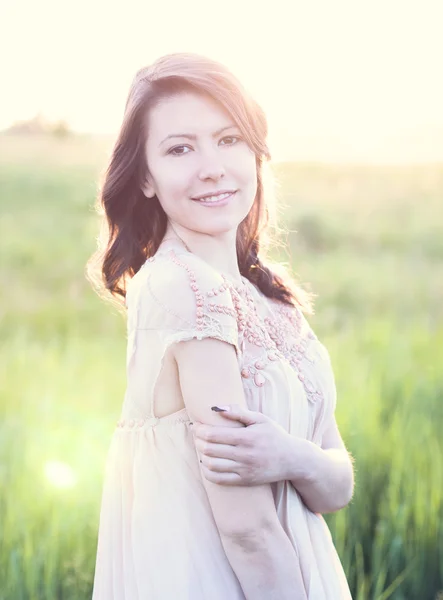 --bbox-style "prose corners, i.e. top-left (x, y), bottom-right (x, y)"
top-left (91, 238), bottom-right (353, 599)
